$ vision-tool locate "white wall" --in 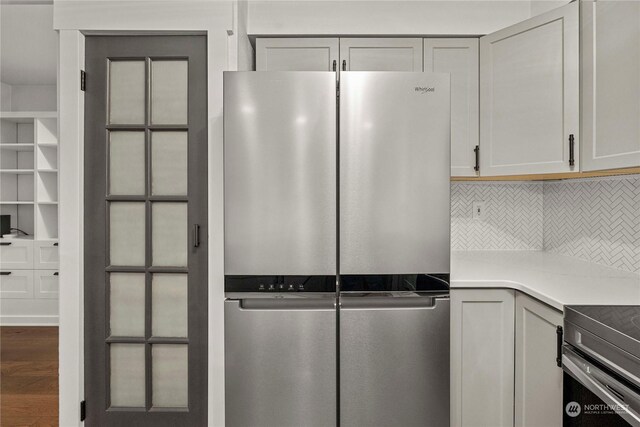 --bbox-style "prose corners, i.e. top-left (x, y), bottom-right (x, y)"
top-left (3, 84), bottom-right (57, 111)
top-left (55, 1), bottom-right (238, 426)
top-left (0, 82), bottom-right (11, 110)
top-left (0, 4), bottom-right (57, 85)
top-left (248, 0), bottom-right (533, 36)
